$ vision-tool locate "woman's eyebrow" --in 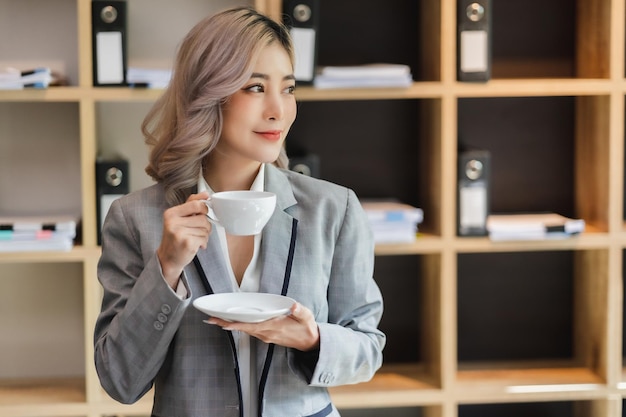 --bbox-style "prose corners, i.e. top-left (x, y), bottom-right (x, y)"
top-left (250, 72), bottom-right (296, 81)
